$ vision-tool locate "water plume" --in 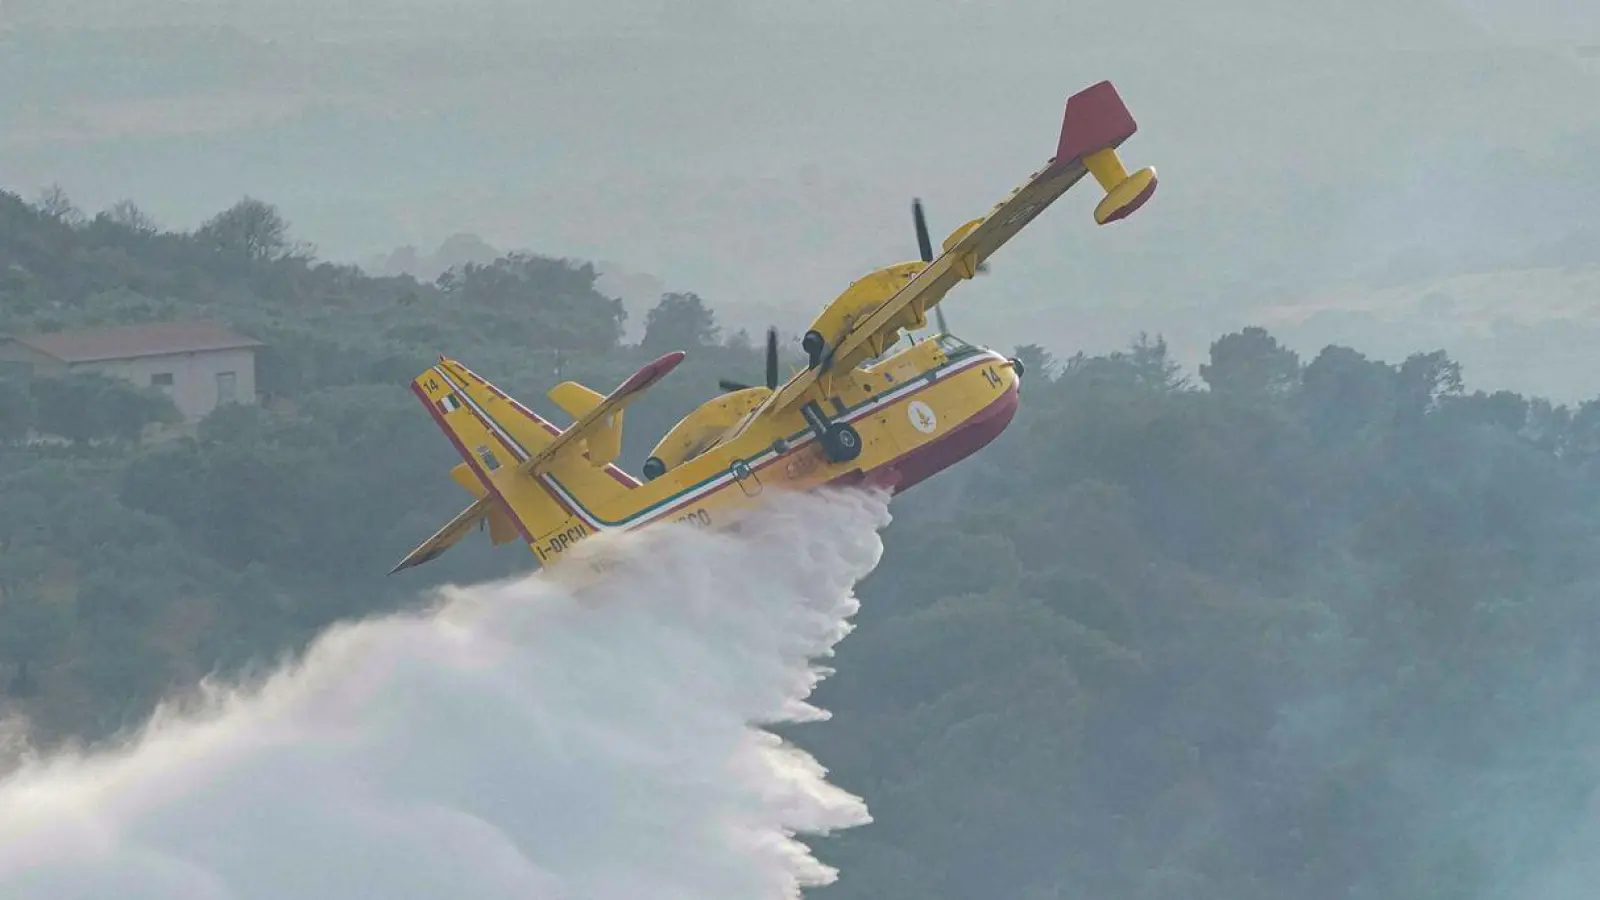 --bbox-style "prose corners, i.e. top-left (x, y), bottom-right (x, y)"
top-left (0, 488), bottom-right (891, 900)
